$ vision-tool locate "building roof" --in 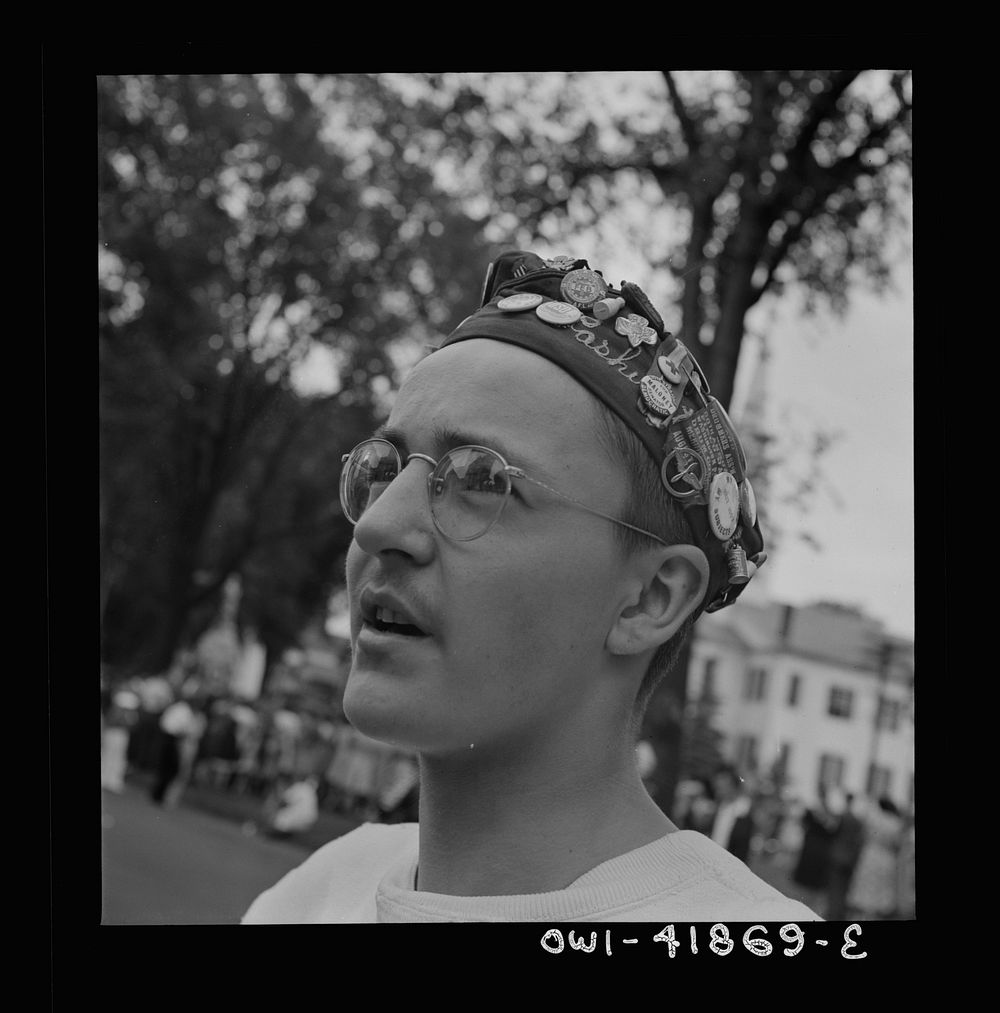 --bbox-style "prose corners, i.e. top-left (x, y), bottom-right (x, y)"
top-left (697, 599), bottom-right (914, 681)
